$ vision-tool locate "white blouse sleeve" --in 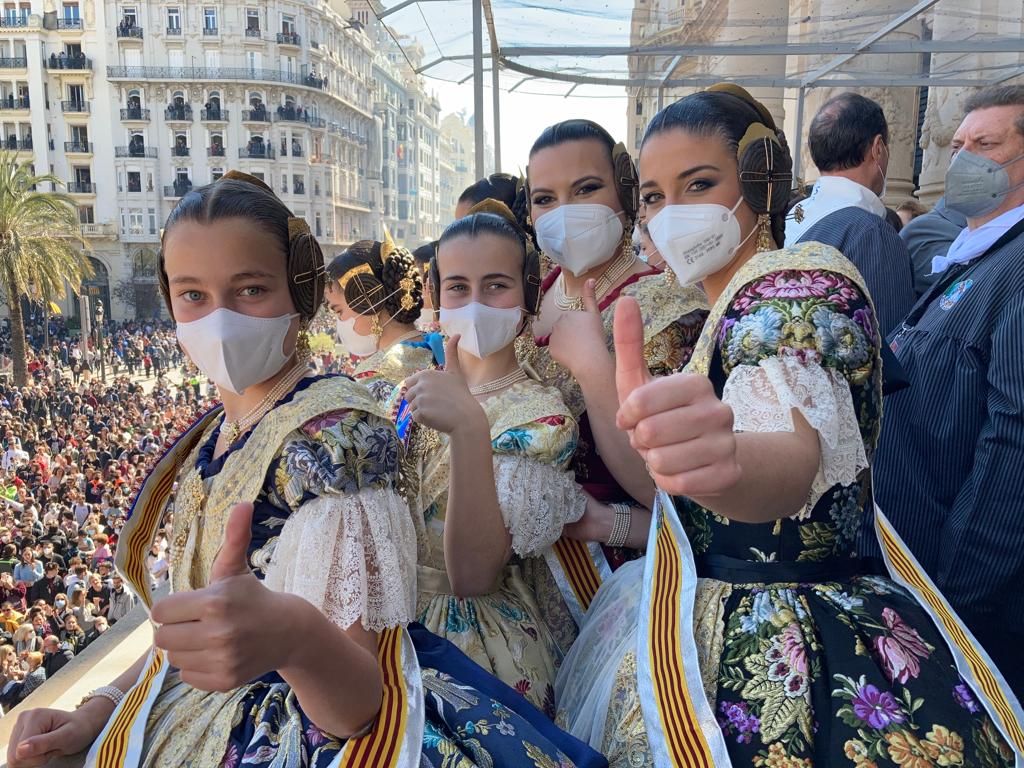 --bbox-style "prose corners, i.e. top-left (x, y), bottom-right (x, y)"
top-left (722, 356), bottom-right (868, 517)
top-left (263, 487), bottom-right (417, 633)
top-left (492, 455), bottom-right (587, 558)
